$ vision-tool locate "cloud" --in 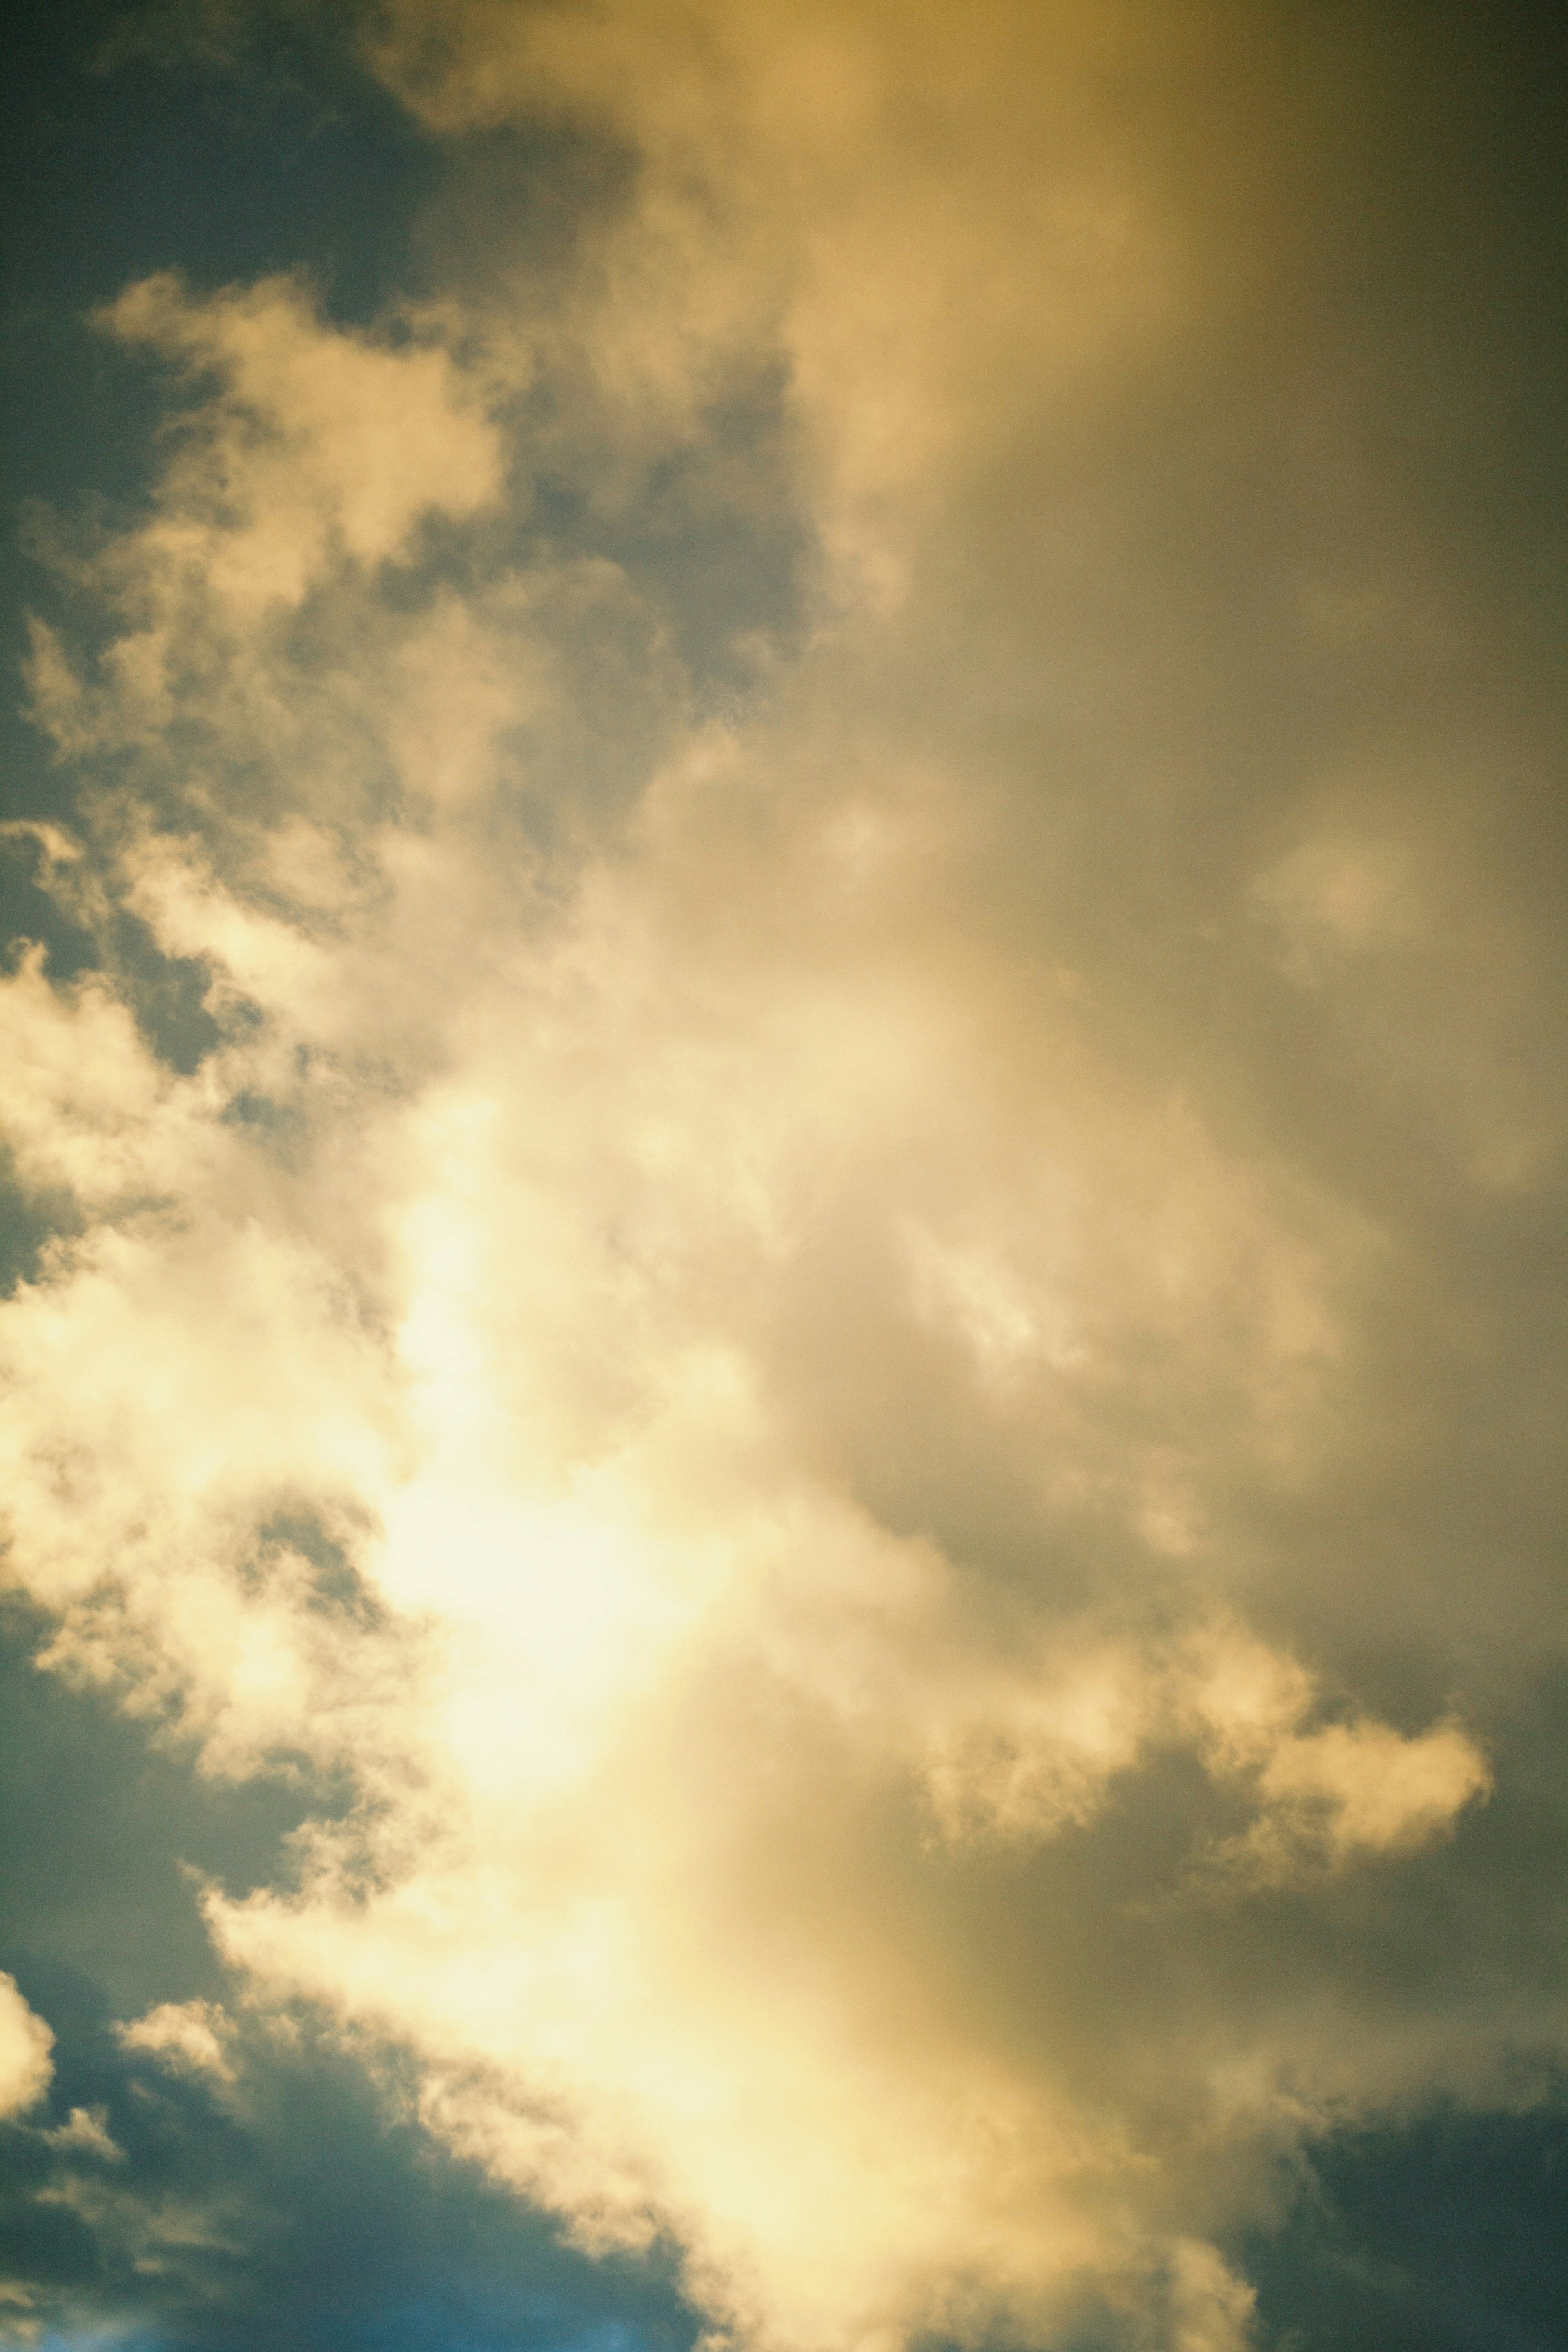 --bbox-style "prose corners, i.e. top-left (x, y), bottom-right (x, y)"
top-left (0, 1924), bottom-right (705, 2352)
top-left (101, 270), bottom-right (504, 606)
top-left (0, 1979), bottom-right (53, 2124)
top-left (3, 3), bottom-right (1567, 2348)
top-left (39, 2109), bottom-right (126, 2165)
top-left (115, 2004), bottom-right (234, 2089)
